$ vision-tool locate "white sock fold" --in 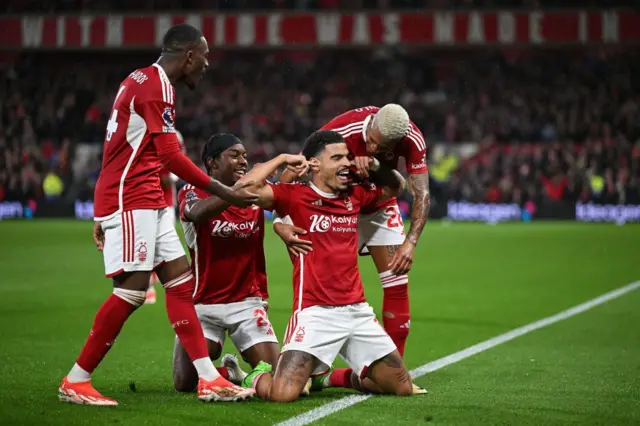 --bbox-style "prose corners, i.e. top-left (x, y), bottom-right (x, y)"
top-left (67, 363), bottom-right (91, 383)
top-left (193, 357), bottom-right (221, 381)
